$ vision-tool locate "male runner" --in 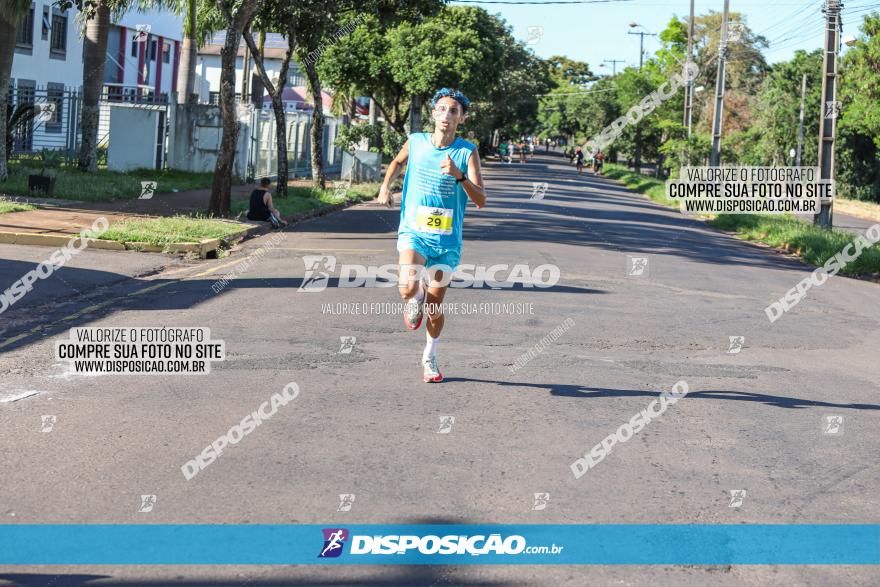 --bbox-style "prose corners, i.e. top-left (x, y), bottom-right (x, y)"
top-left (376, 88), bottom-right (487, 383)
